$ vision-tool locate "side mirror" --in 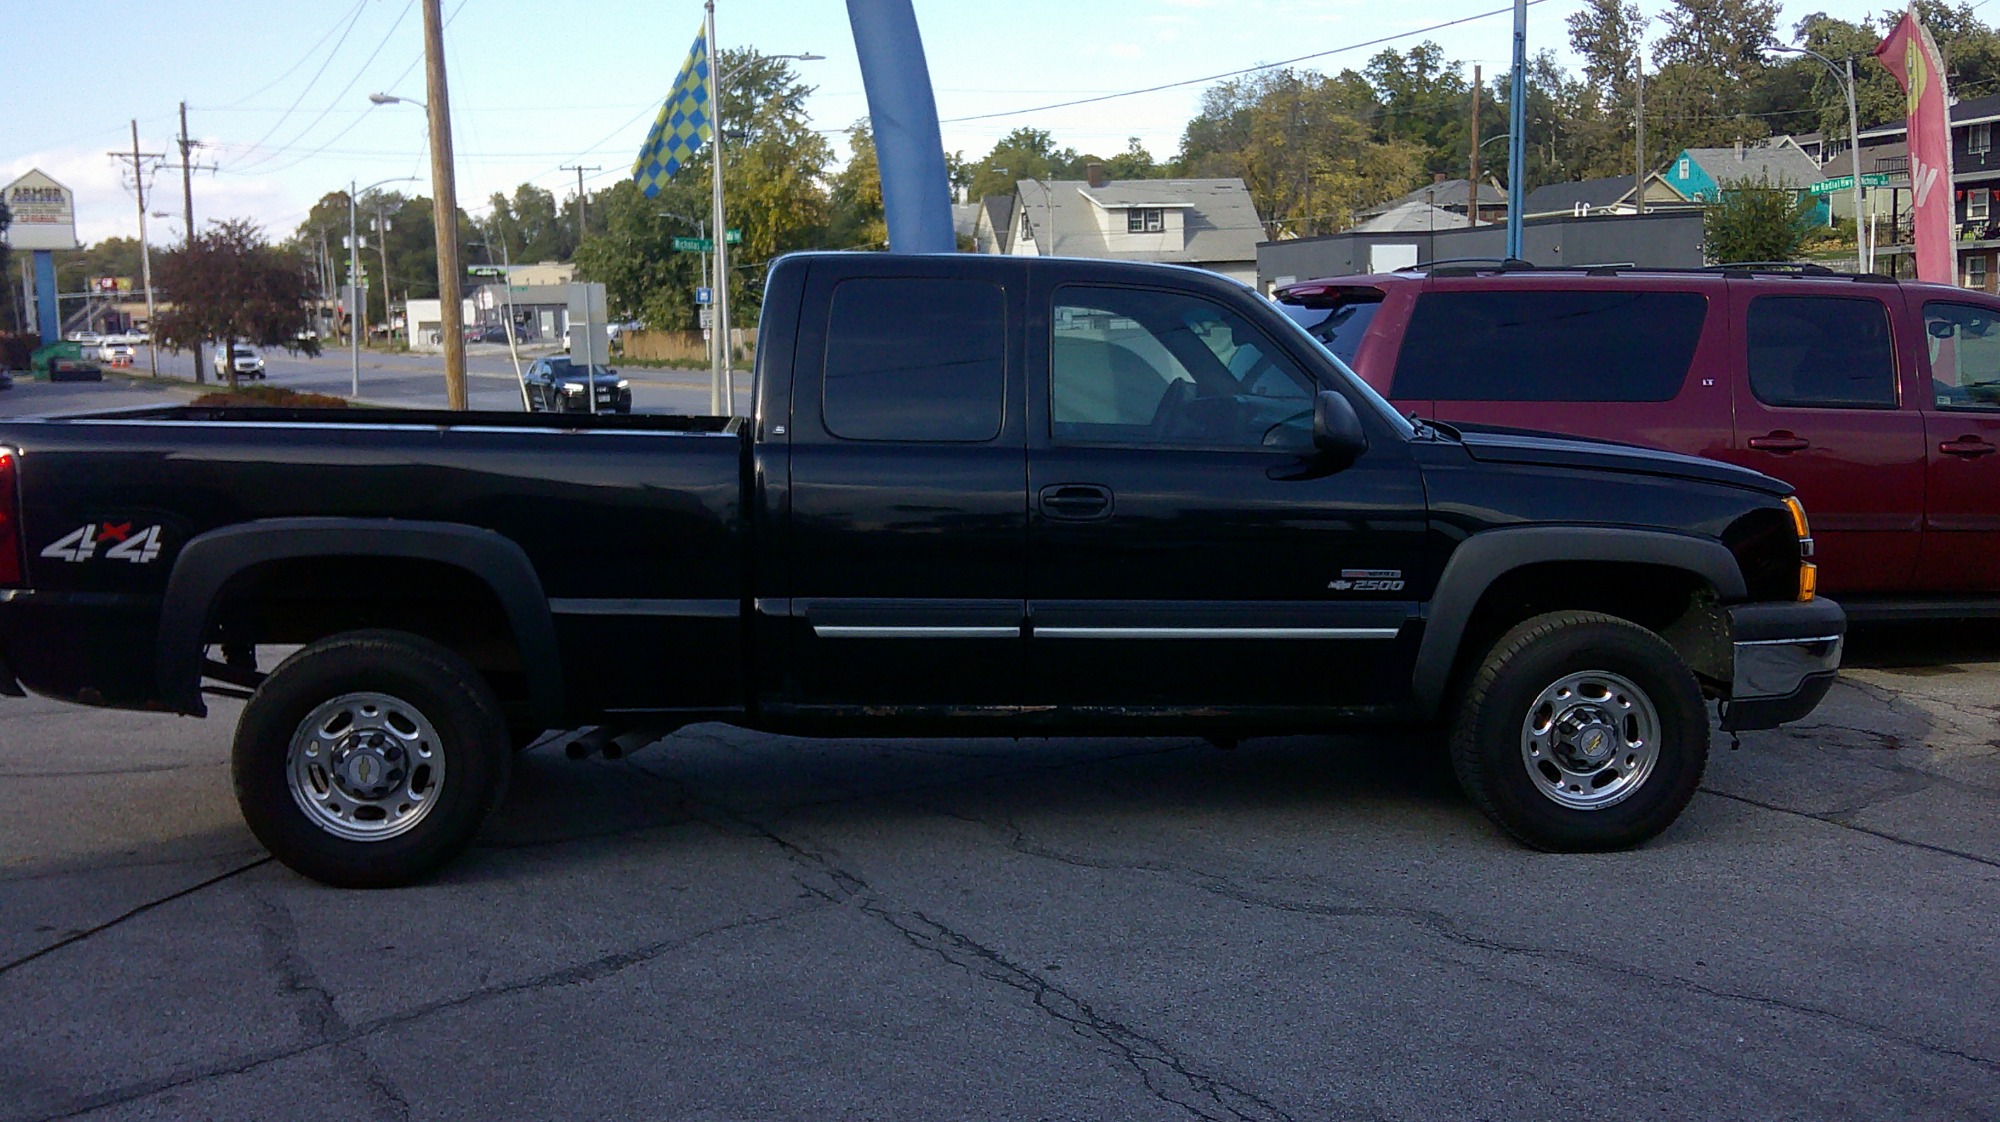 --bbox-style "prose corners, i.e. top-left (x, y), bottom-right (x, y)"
top-left (1311, 390), bottom-right (1369, 462)
top-left (1930, 320), bottom-right (1957, 339)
